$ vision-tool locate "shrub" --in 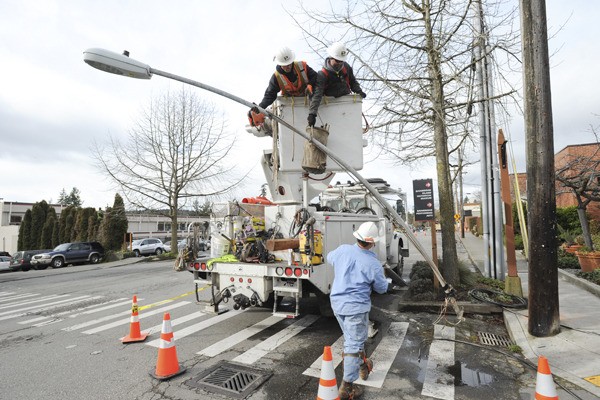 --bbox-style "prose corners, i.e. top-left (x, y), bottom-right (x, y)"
top-left (557, 250), bottom-right (580, 269)
top-left (514, 234), bottom-right (524, 250)
top-left (576, 269), bottom-right (600, 285)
